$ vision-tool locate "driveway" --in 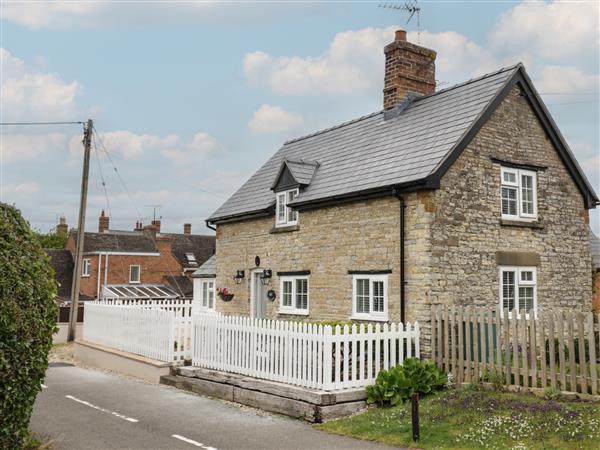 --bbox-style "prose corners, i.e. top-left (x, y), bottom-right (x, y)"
top-left (31, 363), bottom-right (398, 449)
